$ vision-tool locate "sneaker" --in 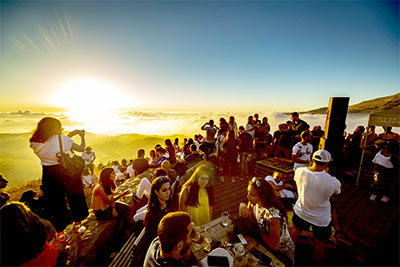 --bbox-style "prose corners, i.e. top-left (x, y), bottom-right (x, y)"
top-left (369, 194), bottom-right (377, 201)
top-left (381, 196), bottom-right (390, 203)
